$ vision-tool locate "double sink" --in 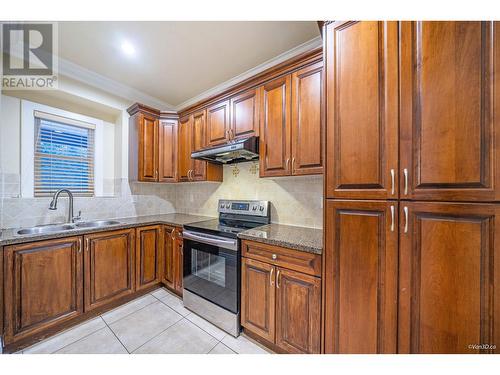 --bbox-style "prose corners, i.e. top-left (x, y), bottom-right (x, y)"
top-left (16, 220), bottom-right (121, 235)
